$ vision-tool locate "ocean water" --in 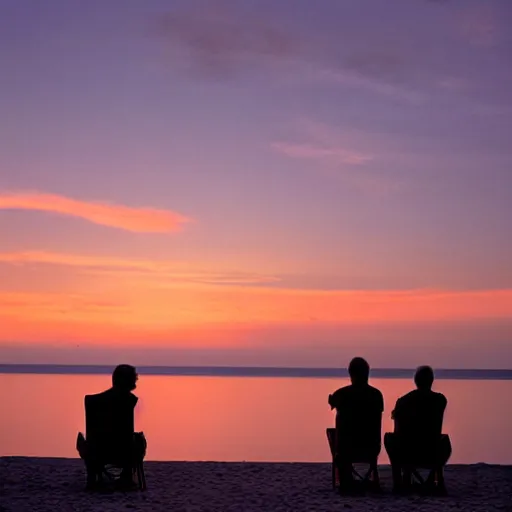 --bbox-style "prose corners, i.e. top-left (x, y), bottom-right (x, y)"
top-left (1, 366), bottom-right (511, 464)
